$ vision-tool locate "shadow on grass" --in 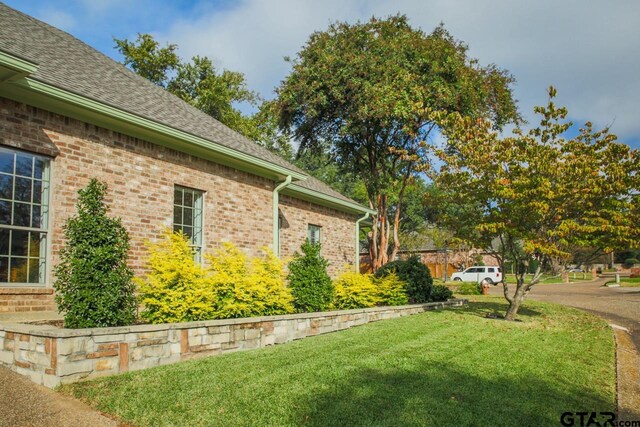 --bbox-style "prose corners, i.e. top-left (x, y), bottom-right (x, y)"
top-left (292, 361), bottom-right (612, 427)
top-left (449, 300), bottom-right (543, 319)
